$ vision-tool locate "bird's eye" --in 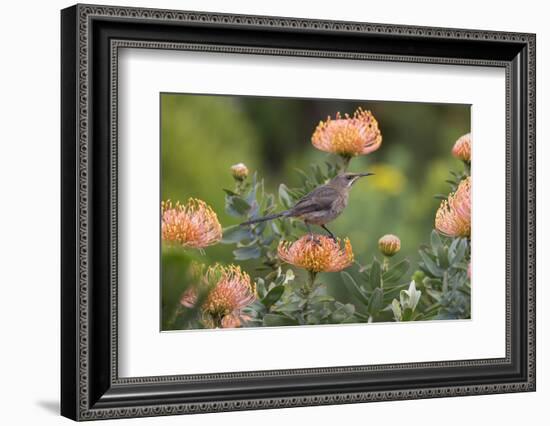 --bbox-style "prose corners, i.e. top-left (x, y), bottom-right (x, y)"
top-left (347, 175), bottom-right (354, 180)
